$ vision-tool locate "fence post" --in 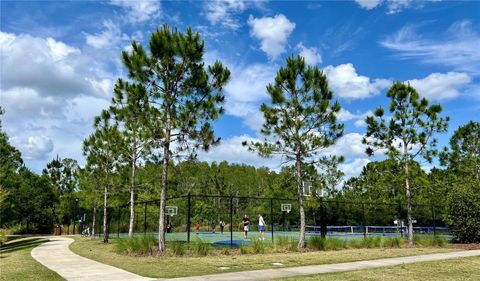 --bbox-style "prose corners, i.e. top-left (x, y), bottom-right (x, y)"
top-left (431, 204), bottom-right (436, 236)
top-left (144, 202), bottom-right (147, 236)
top-left (270, 198), bottom-right (274, 242)
top-left (230, 196), bottom-right (233, 248)
top-left (187, 193), bottom-right (191, 243)
top-left (320, 197), bottom-right (326, 238)
top-left (362, 203), bottom-right (366, 238)
top-left (397, 202), bottom-right (404, 238)
top-left (117, 207), bottom-right (120, 238)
